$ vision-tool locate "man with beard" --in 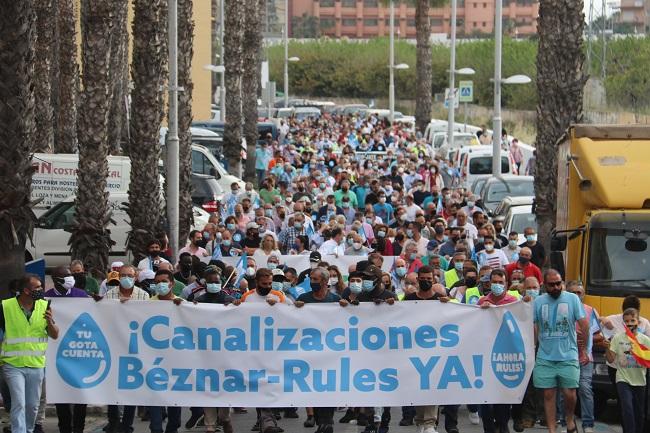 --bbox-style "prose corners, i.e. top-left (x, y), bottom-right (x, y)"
top-left (533, 269), bottom-right (589, 433)
top-left (137, 239), bottom-right (170, 272)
